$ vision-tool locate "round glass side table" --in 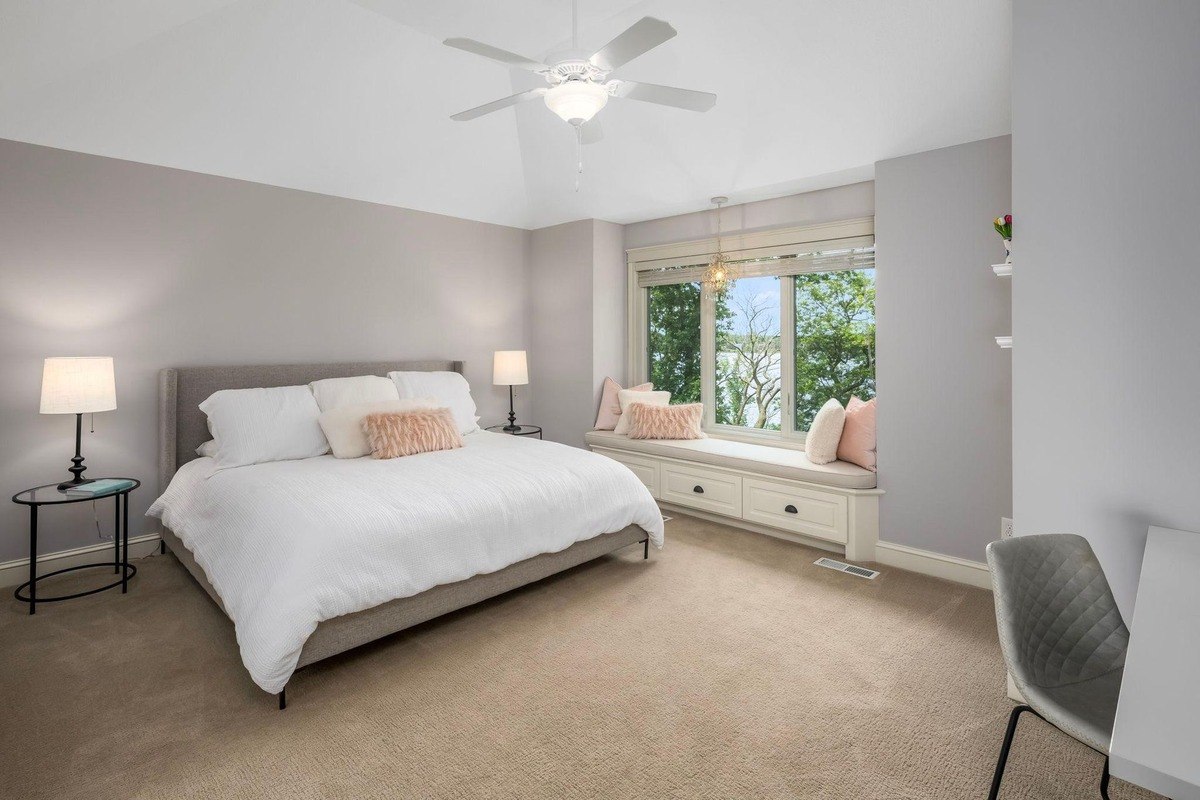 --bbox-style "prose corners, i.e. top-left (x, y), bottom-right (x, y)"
top-left (484, 424), bottom-right (543, 439)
